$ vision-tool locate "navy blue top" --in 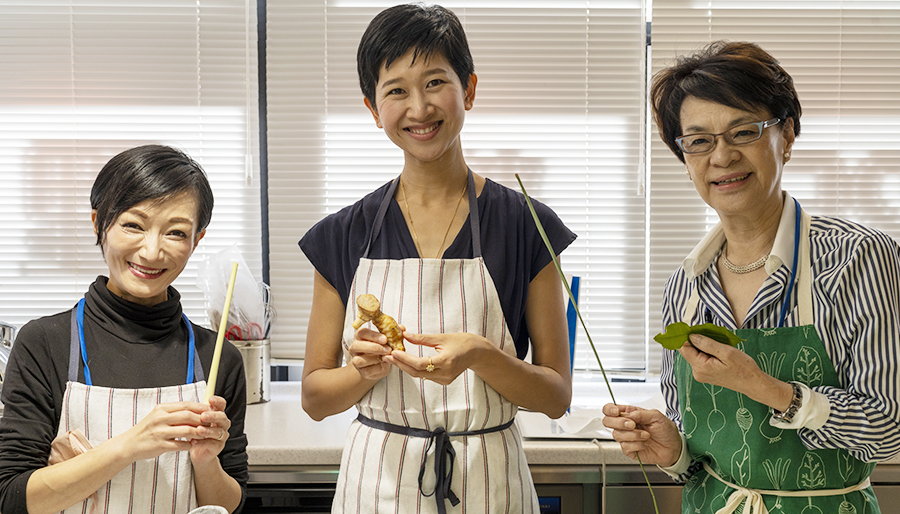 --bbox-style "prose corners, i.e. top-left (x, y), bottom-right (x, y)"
top-left (299, 177), bottom-right (577, 359)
